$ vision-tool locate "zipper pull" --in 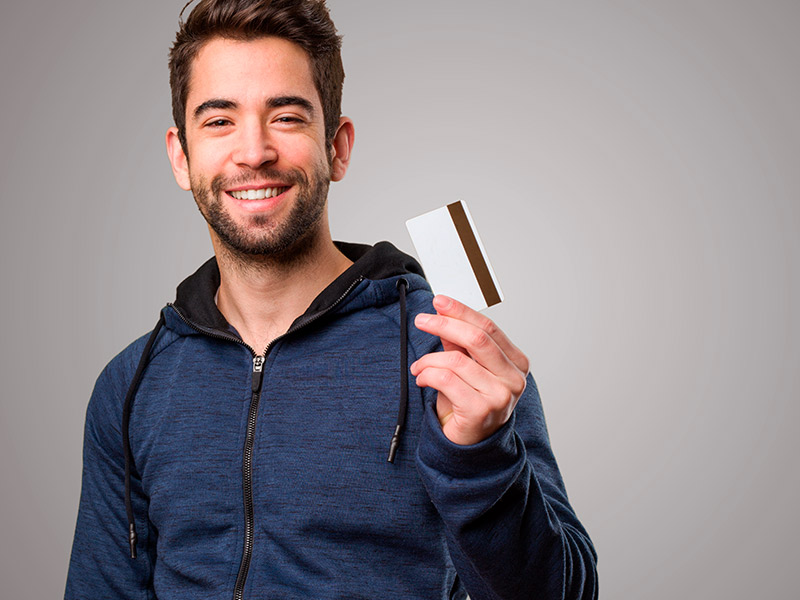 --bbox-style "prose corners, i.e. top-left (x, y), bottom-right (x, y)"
top-left (251, 356), bottom-right (265, 393)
